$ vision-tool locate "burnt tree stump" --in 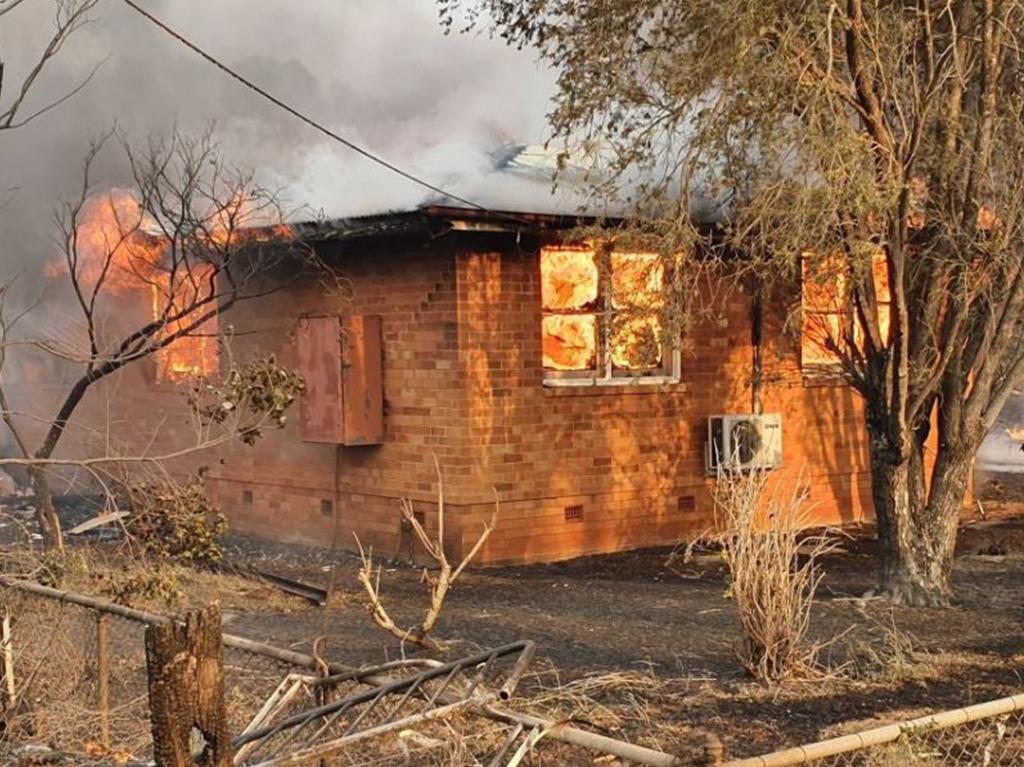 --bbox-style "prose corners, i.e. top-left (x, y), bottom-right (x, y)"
top-left (145, 606), bottom-right (231, 767)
